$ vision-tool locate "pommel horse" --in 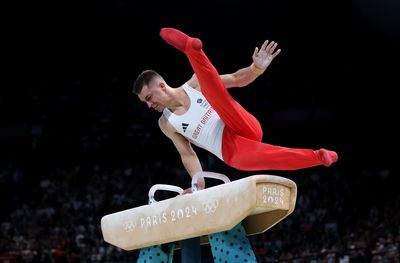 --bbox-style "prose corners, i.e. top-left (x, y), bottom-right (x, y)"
top-left (101, 172), bottom-right (297, 261)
